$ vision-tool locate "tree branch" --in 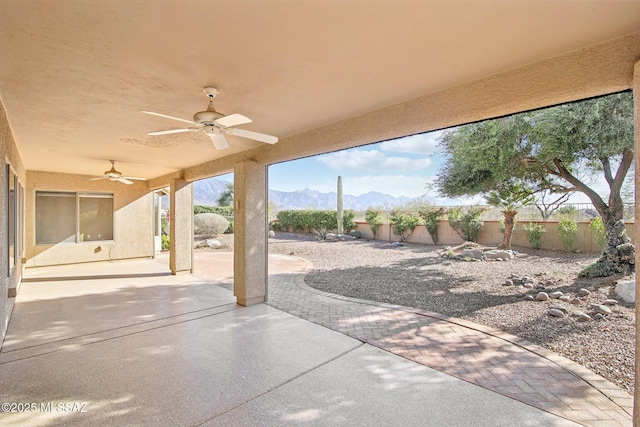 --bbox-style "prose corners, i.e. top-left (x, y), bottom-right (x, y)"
top-left (601, 157), bottom-right (614, 186)
top-left (552, 158), bottom-right (608, 214)
top-left (610, 147), bottom-right (634, 206)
